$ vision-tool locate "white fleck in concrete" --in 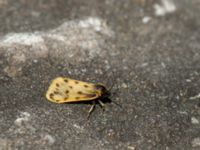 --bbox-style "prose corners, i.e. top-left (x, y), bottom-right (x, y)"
top-left (191, 117), bottom-right (199, 124)
top-left (2, 33), bottom-right (44, 45)
top-left (191, 137), bottom-right (200, 147)
top-left (190, 93), bottom-right (200, 100)
top-left (154, 0), bottom-right (176, 16)
top-left (14, 112), bottom-right (31, 126)
top-left (142, 16), bottom-right (151, 24)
